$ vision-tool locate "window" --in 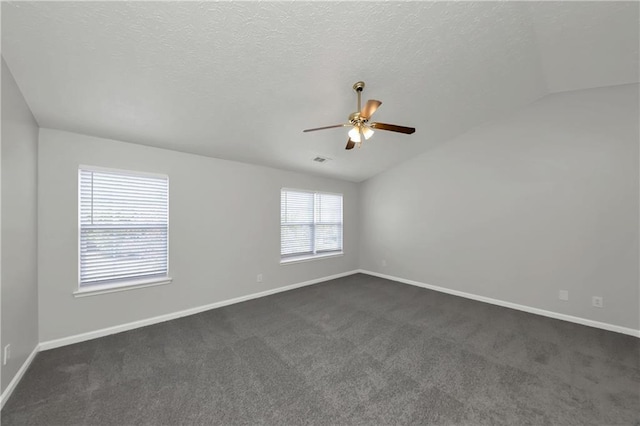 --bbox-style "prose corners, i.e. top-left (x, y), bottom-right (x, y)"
top-left (78, 166), bottom-right (169, 292)
top-left (281, 189), bottom-right (343, 262)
